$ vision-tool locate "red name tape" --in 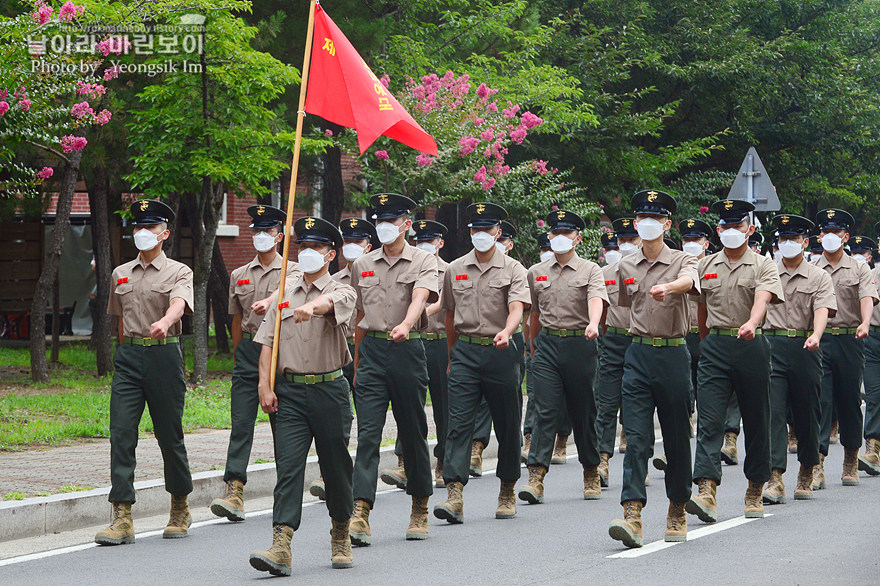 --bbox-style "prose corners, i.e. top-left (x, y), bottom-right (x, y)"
top-left (278, 301), bottom-right (289, 309)
top-left (456, 274), bottom-right (468, 280)
top-left (604, 280), bottom-right (616, 286)
top-left (361, 271), bottom-right (375, 277)
top-left (703, 273), bottom-right (718, 279)
top-left (116, 277), bottom-right (128, 284)
top-left (536, 276), bottom-right (548, 282)
top-left (237, 279), bottom-right (250, 286)
top-left (624, 278), bottom-right (635, 285)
